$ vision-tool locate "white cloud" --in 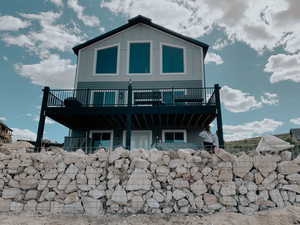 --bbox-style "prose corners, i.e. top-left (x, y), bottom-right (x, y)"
top-left (2, 56), bottom-right (8, 61)
top-left (264, 53), bottom-right (300, 83)
top-left (12, 128), bottom-right (36, 141)
top-left (0, 117), bottom-right (7, 121)
top-left (49, 0), bottom-right (64, 7)
top-left (221, 86), bottom-right (279, 112)
top-left (290, 117), bottom-right (300, 125)
top-left (205, 52), bottom-right (224, 65)
top-left (101, 0), bottom-right (300, 56)
top-left (221, 86), bottom-right (262, 112)
top-left (34, 116), bottom-right (55, 125)
top-left (67, 0), bottom-right (101, 27)
top-left (15, 54), bottom-right (76, 88)
top-left (224, 118), bottom-right (283, 141)
top-left (0, 15), bottom-right (30, 31)
top-left (2, 11), bottom-right (83, 58)
top-left (260, 92), bottom-right (279, 105)
top-left (212, 39), bottom-right (229, 50)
